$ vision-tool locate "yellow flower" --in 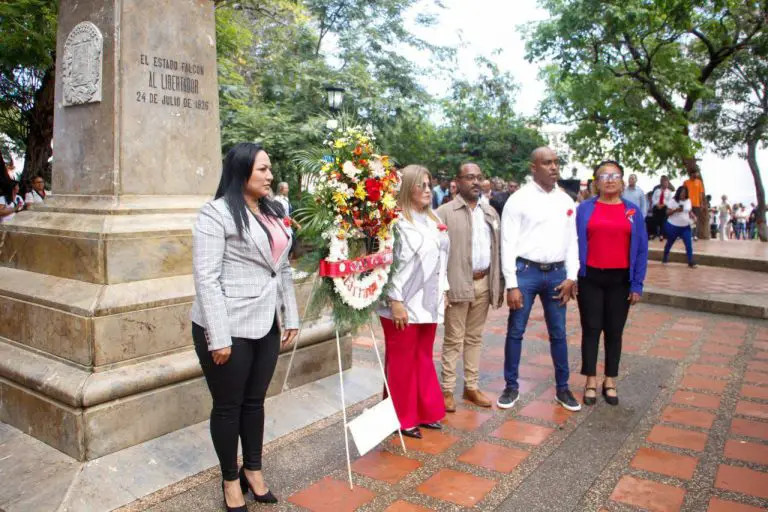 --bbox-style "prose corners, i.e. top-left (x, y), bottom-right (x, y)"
top-left (381, 193), bottom-right (396, 210)
top-left (334, 139), bottom-right (345, 149)
top-left (332, 191), bottom-right (348, 207)
top-left (354, 182), bottom-right (366, 200)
